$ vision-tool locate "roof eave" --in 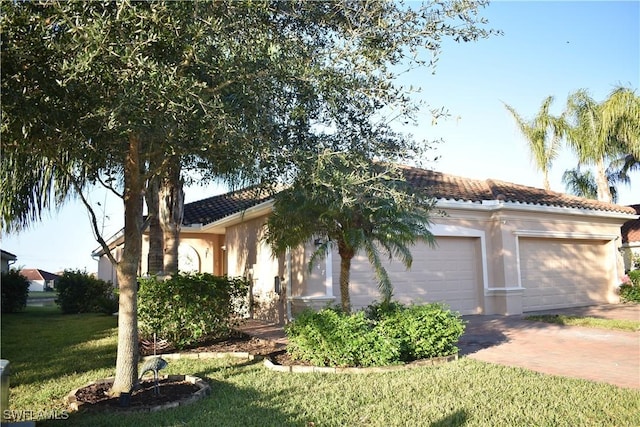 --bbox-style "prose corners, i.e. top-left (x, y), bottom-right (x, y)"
top-left (436, 198), bottom-right (639, 220)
